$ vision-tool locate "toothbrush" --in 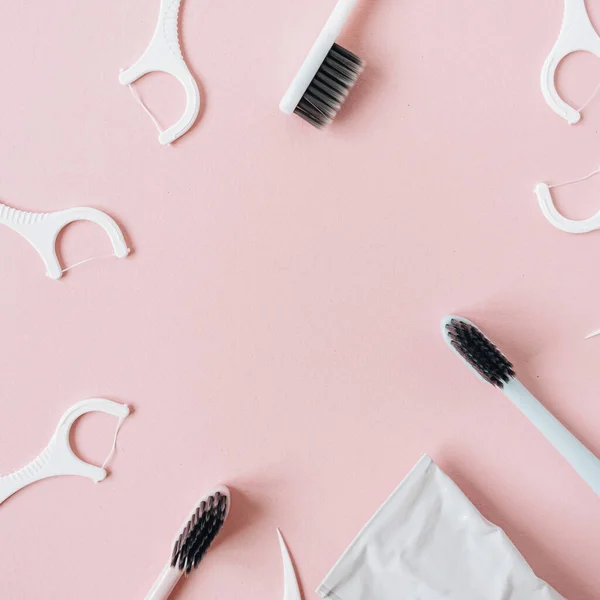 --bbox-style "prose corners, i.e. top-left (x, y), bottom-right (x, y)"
top-left (144, 487), bottom-right (231, 600)
top-left (280, 0), bottom-right (365, 128)
top-left (441, 315), bottom-right (600, 497)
